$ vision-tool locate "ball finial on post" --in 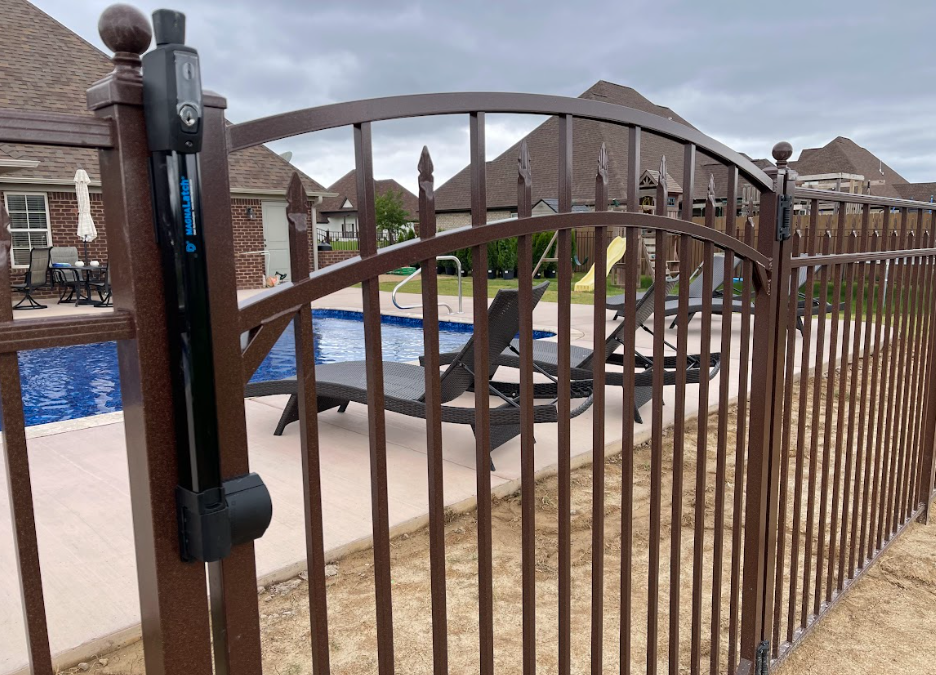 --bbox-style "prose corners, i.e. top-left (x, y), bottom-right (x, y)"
top-left (98, 4), bottom-right (152, 63)
top-left (772, 141), bottom-right (793, 168)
